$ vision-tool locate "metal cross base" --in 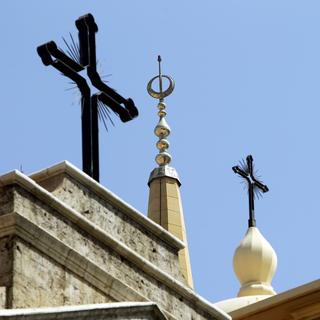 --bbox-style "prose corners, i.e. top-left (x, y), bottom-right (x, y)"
top-left (232, 155), bottom-right (269, 227)
top-left (37, 13), bottom-right (138, 182)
